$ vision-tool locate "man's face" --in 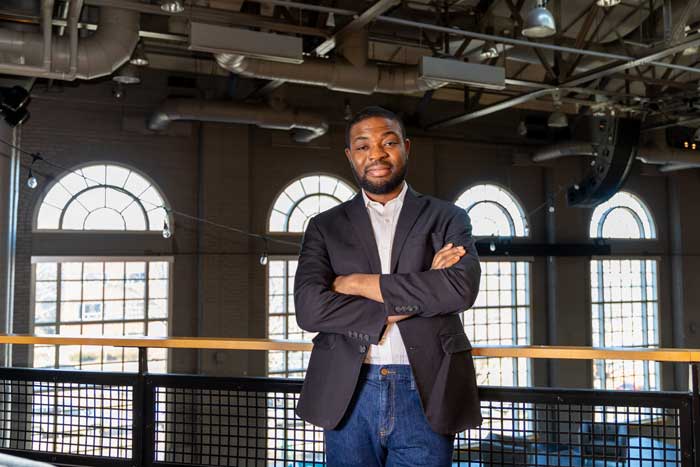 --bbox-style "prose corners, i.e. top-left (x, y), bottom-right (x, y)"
top-left (345, 116), bottom-right (410, 195)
